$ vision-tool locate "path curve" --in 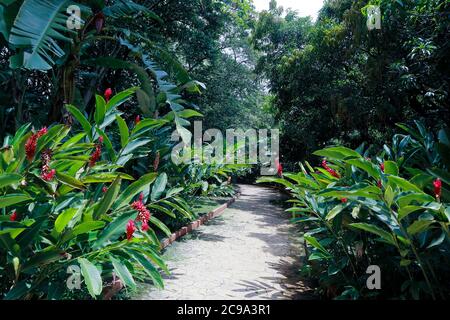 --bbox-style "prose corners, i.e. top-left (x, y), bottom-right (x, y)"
top-left (136, 184), bottom-right (314, 300)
